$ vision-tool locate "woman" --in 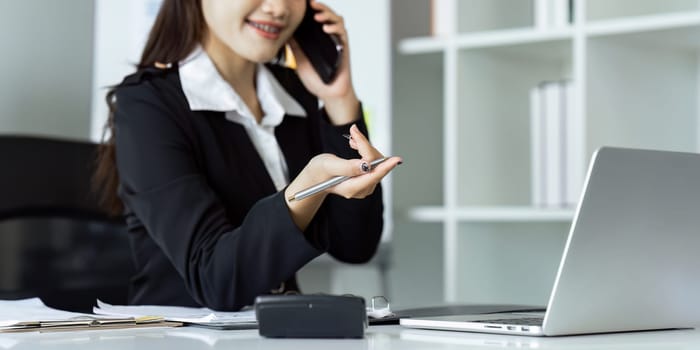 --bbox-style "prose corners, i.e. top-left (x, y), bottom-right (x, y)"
top-left (93, 0), bottom-right (401, 311)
